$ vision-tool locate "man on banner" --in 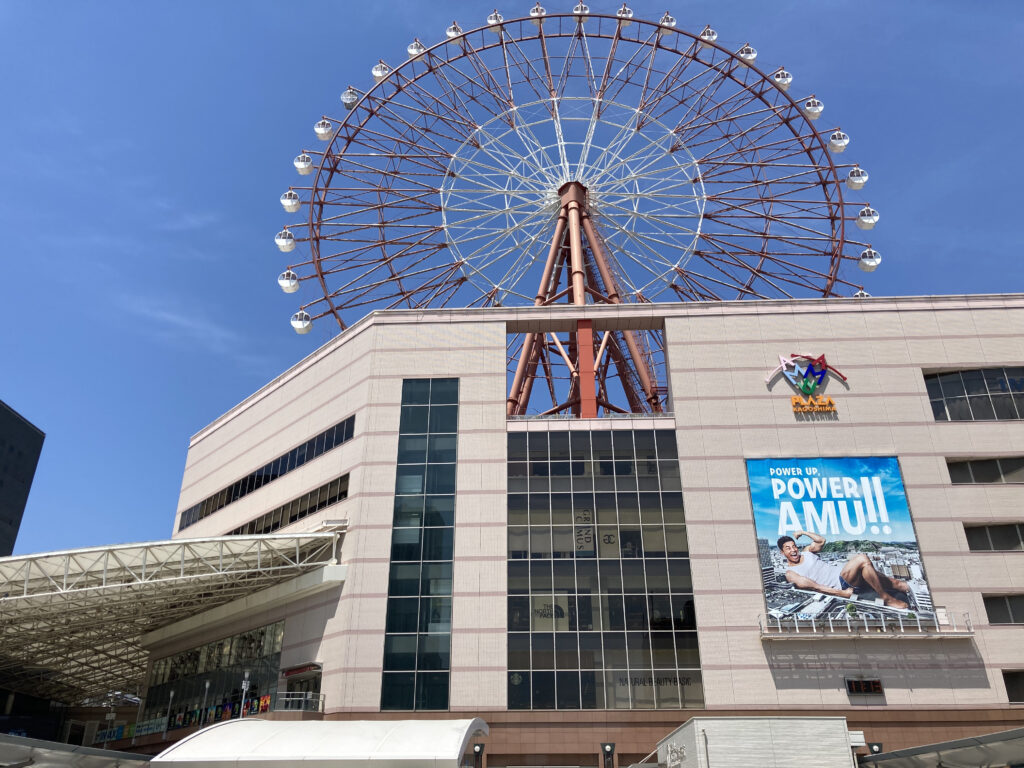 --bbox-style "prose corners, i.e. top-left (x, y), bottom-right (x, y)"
top-left (777, 530), bottom-right (910, 609)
